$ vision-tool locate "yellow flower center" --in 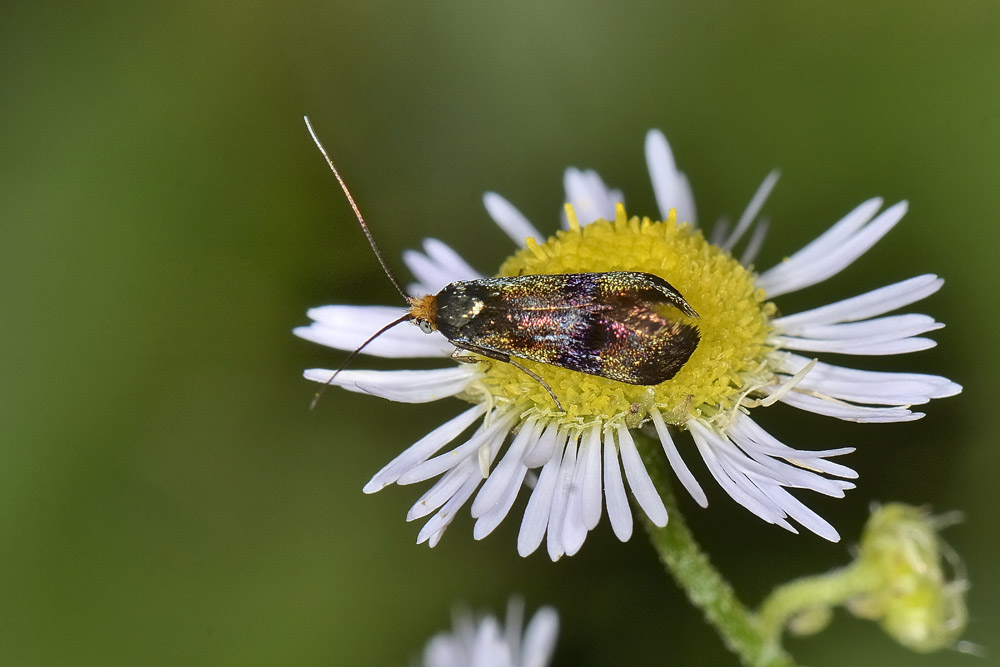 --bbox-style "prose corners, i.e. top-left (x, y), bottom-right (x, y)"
top-left (465, 204), bottom-right (775, 428)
